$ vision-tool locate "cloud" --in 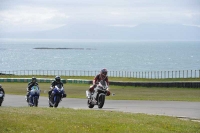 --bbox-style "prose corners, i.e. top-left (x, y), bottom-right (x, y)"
top-left (0, 6), bottom-right (69, 32)
top-left (0, 0), bottom-right (200, 32)
top-left (182, 24), bottom-right (200, 28)
top-left (109, 24), bottom-right (138, 28)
